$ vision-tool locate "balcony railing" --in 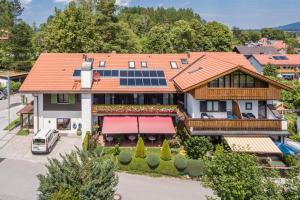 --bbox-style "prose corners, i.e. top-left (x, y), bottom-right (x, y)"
top-left (92, 104), bottom-right (178, 115)
top-left (185, 118), bottom-right (283, 131)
